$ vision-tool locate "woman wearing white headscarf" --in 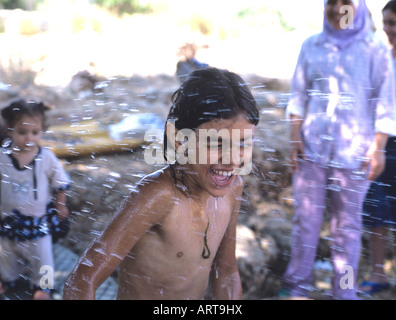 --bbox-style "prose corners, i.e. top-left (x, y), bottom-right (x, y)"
top-left (281, 0), bottom-right (396, 299)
